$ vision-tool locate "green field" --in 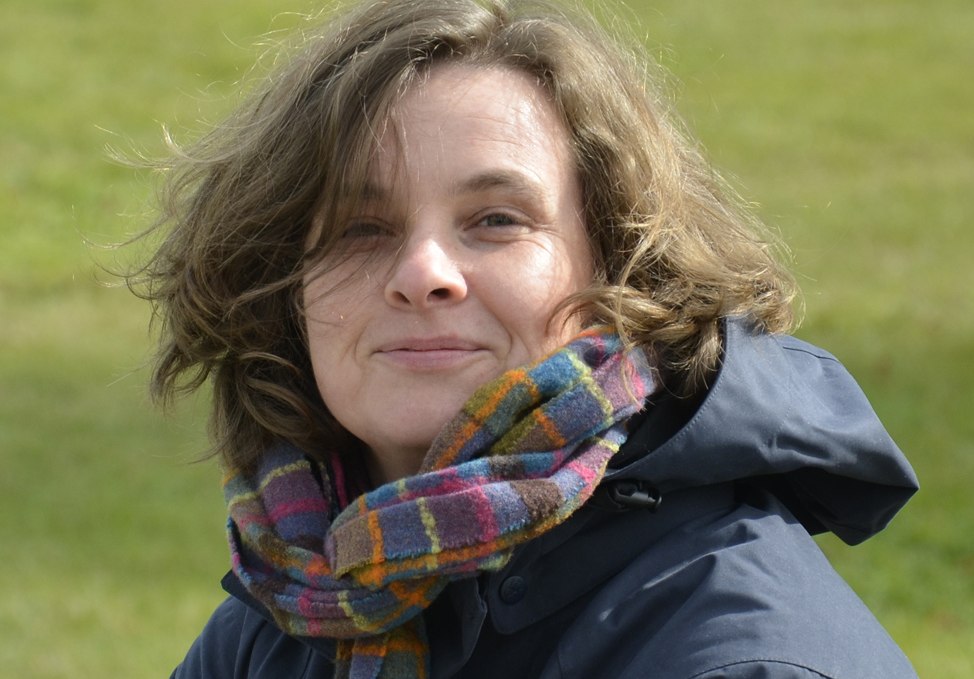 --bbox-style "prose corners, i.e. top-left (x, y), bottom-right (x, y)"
top-left (2, 0), bottom-right (971, 676)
